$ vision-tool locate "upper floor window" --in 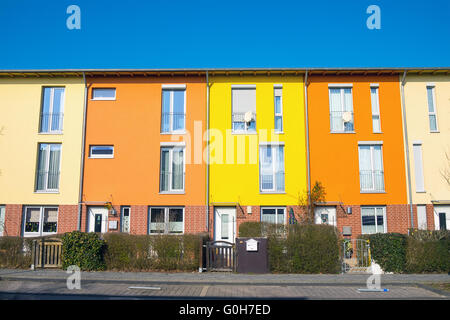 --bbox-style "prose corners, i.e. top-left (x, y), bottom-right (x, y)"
top-left (358, 143), bottom-right (384, 192)
top-left (370, 85), bottom-right (381, 133)
top-left (89, 145), bottom-right (114, 158)
top-left (160, 146), bottom-right (185, 193)
top-left (232, 86), bottom-right (256, 133)
top-left (274, 86), bottom-right (283, 133)
top-left (161, 86), bottom-right (186, 133)
top-left (36, 143), bottom-right (61, 192)
top-left (40, 87), bottom-right (64, 133)
top-left (426, 86), bottom-right (438, 132)
top-left (329, 86), bottom-right (354, 132)
top-left (259, 144), bottom-right (285, 192)
top-left (92, 88), bottom-right (116, 100)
